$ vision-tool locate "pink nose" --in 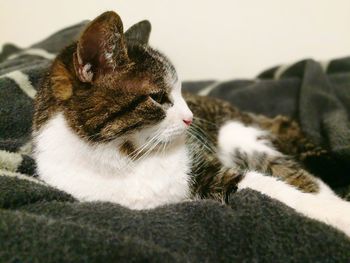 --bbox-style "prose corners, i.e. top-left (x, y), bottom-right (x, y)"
top-left (183, 118), bottom-right (193, 126)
